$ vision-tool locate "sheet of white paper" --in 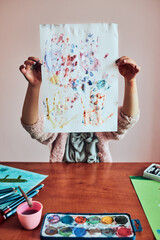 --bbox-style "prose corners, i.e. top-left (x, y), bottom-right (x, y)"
top-left (40, 23), bottom-right (118, 133)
